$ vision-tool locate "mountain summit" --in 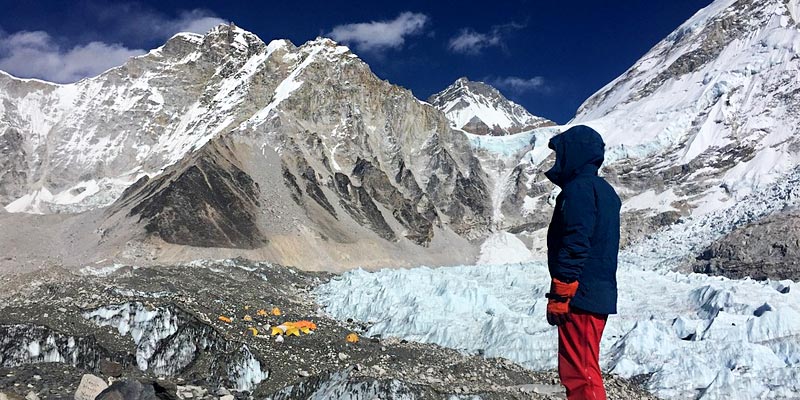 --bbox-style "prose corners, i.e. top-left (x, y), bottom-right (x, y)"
top-left (428, 77), bottom-right (554, 136)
